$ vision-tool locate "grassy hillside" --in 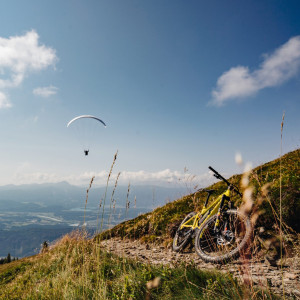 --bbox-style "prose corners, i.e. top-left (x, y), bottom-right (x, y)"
top-left (0, 231), bottom-right (275, 300)
top-left (99, 149), bottom-right (300, 244)
top-left (1, 151), bottom-right (296, 299)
